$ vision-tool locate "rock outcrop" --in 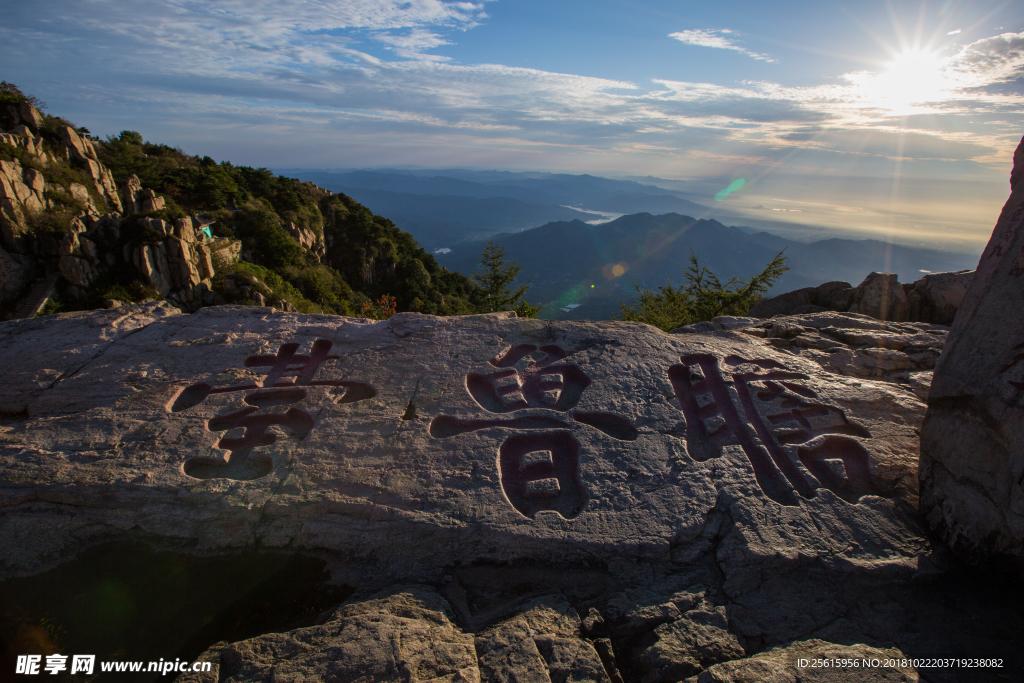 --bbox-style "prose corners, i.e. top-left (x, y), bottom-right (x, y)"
top-left (286, 221), bottom-right (324, 259)
top-left (750, 270), bottom-right (974, 325)
top-left (674, 311), bottom-right (946, 402)
top-left (921, 135), bottom-right (1024, 562)
top-left (0, 113), bottom-right (243, 317)
top-left (2, 305), bottom-right (980, 680)
top-left (906, 270), bottom-right (973, 325)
